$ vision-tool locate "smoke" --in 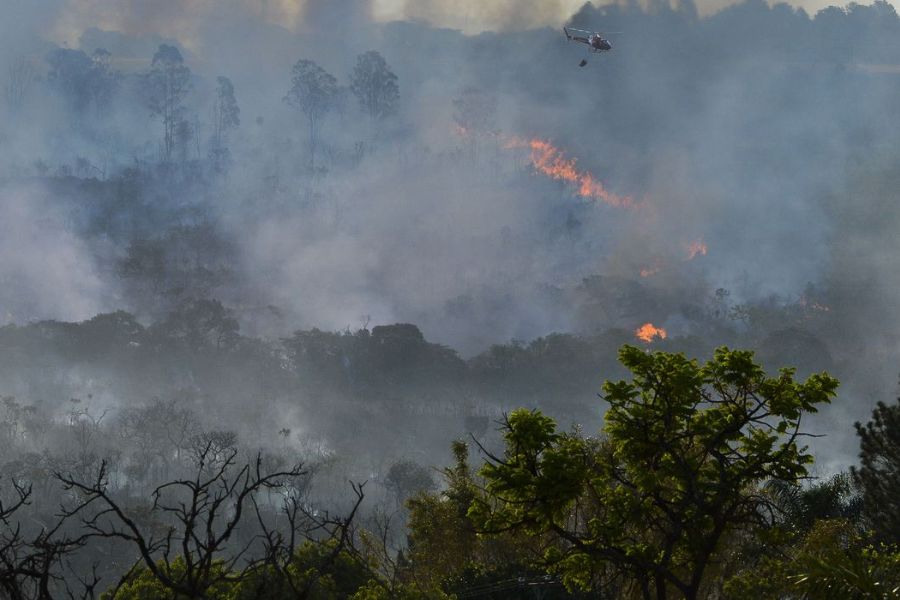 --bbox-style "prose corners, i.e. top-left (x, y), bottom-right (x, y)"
top-left (0, 184), bottom-right (115, 324)
top-left (39, 0), bottom-right (891, 46)
top-left (226, 151), bottom-right (590, 349)
top-left (46, 0), bottom-right (374, 51)
top-left (371, 0), bottom-right (873, 29)
top-left (3, 0), bottom-right (900, 472)
top-left (372, 0), bottom-right (588, 32)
